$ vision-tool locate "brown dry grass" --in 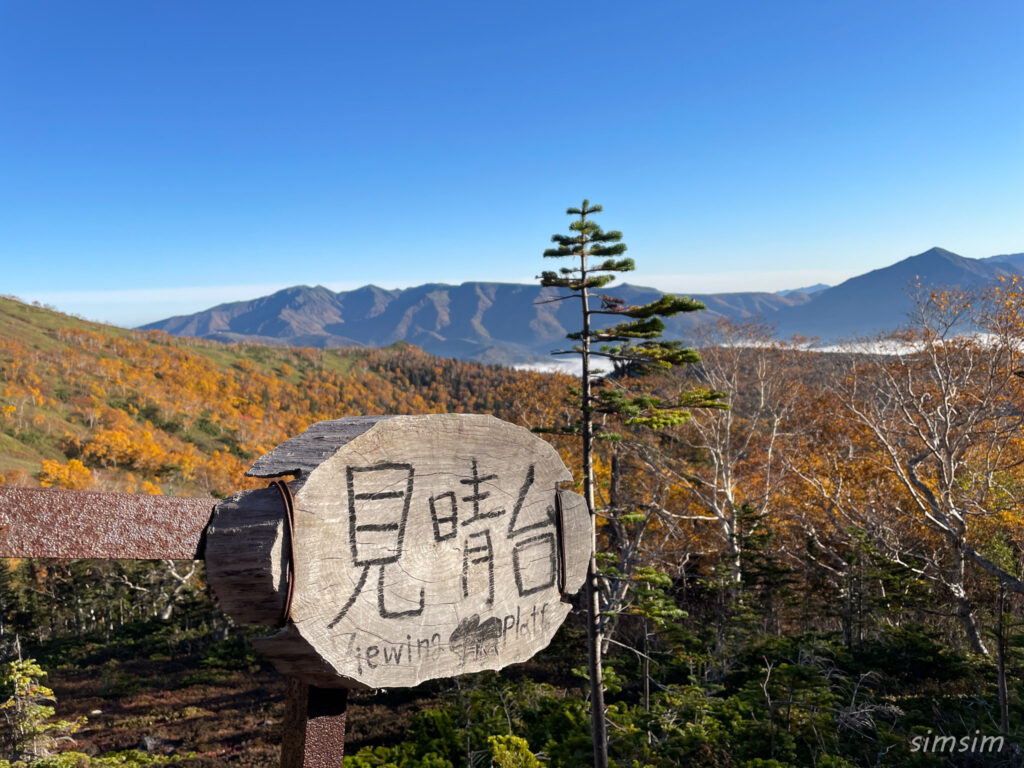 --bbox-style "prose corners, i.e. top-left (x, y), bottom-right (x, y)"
top-left (48, 656), bottom-right (441, 767)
